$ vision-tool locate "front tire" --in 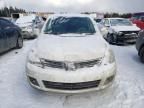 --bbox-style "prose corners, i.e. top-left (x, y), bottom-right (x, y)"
top-left (139, 46), bottom-right (144, 63)
top-left (107, 34), bottom-right (114, 44)
top-left (16, 36), bottom-right (23, 49)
